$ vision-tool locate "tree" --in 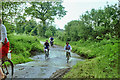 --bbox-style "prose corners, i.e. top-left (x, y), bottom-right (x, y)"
top-left (25, 1), bottom-right (66, 36)
top-left (2, 2), bottom-right (29, 34)
top-left (48, 25), bottom-right (57, 36)
top-left (45, 29), bottom-right (52, 38)
top-left (63, 4), bottom-right (119, 41)
top-left (23, 19), bottom-right (37, 35)
top-left (64, 20), bottom-right (81, 41)
top-left (15, 16), bottom-right (27, 34)
top-left (79, 4), bottom-right (119, 40)
top-left (2, 2), bottom-right (25, 24)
